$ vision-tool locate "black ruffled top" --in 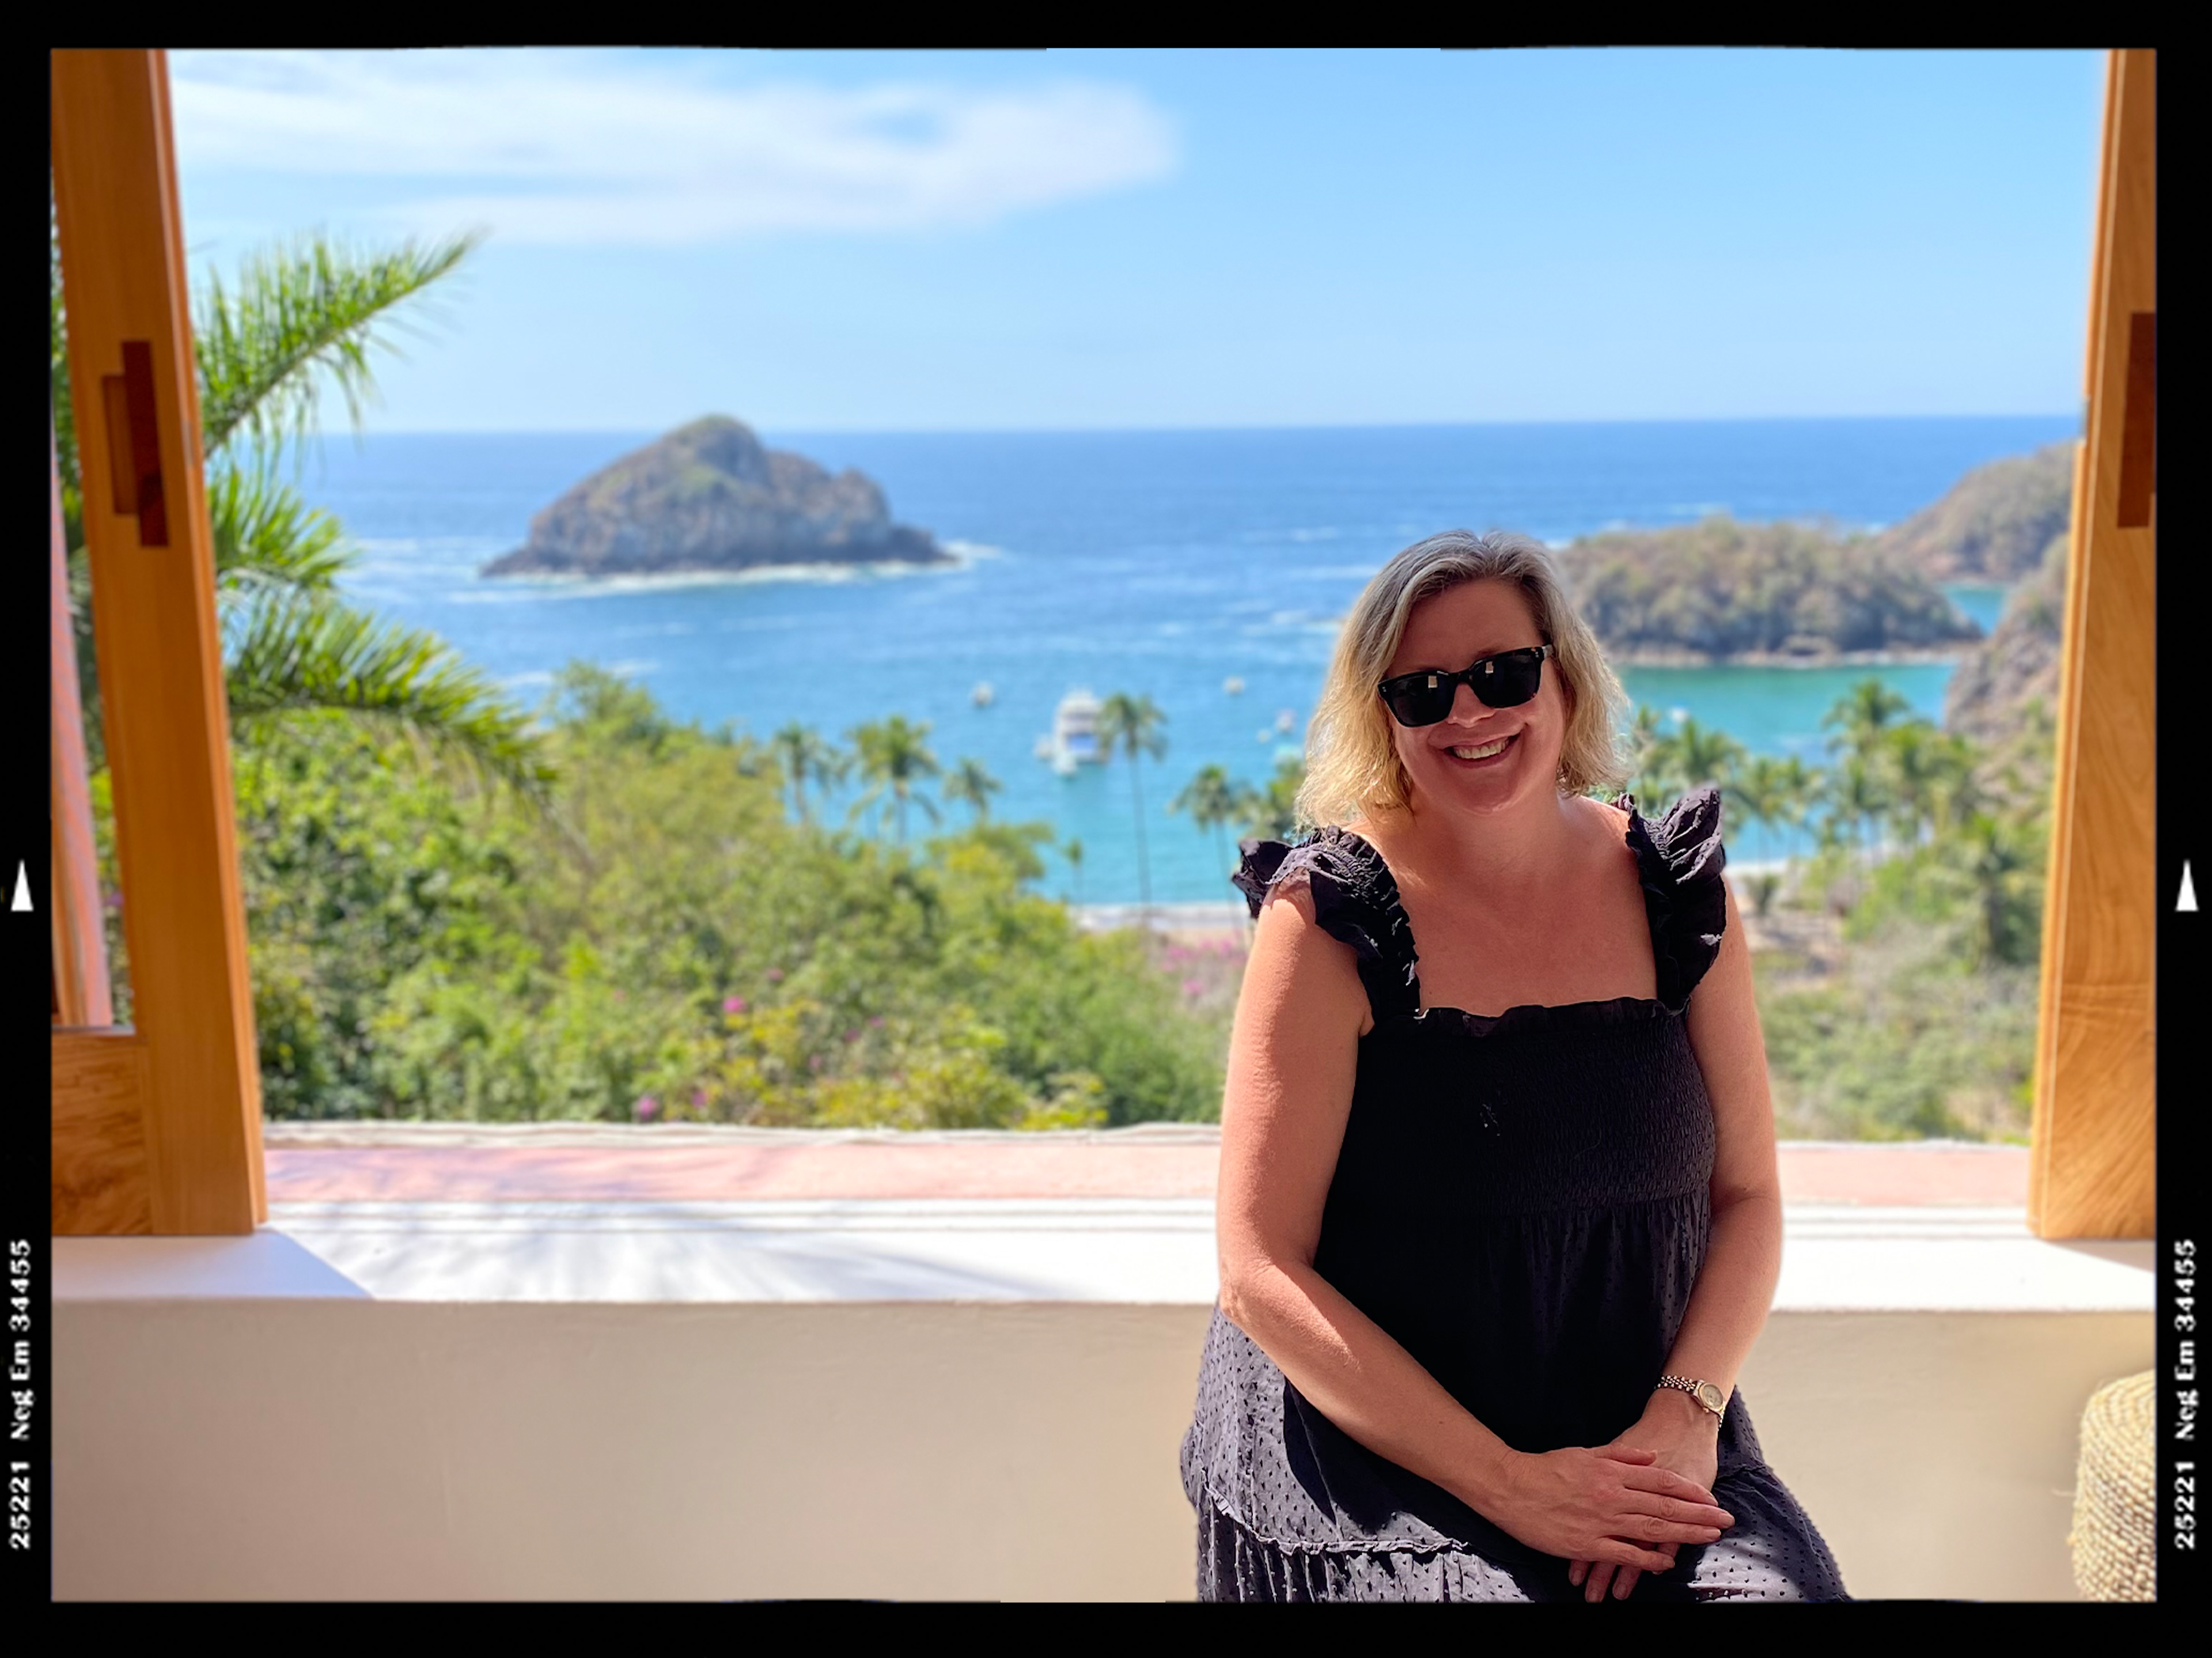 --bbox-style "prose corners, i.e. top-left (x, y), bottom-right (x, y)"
top-left (1180, 785), bottom-right (1842, 1600)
